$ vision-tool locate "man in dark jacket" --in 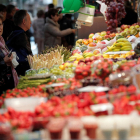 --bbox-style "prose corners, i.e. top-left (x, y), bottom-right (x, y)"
top-left (0, 4), bottom-right (15, 42)
top-left (6, 10), bottom-right (32, 76)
